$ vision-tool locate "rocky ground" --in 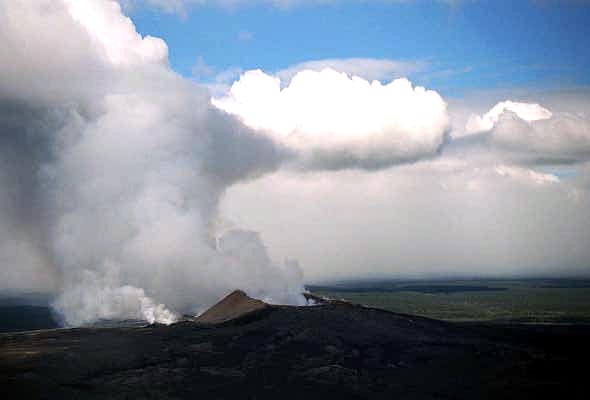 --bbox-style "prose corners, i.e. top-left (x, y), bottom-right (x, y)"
top-left (1, 294), bottom-right (588, 399)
